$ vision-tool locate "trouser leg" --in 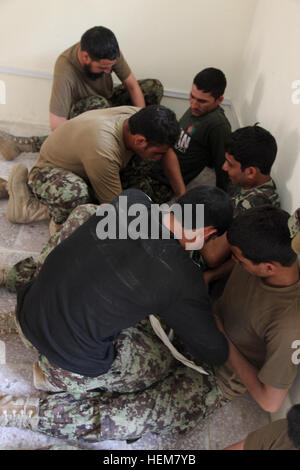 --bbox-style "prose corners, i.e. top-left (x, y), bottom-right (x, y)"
top-left (120, 155), bottom-right (173, 204)
top-left (29, 167), bottom-right (92, 224)
top-left (112, 79), bottom-right (164, 106)
top-left (69, 95), bottom-right (111, 119)
top-left (38, 318), bottom-right (177, 393)
top-left (37, 365), bottom-right (229, 442)
top-left (5, 203), bottom-right (98, 292)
